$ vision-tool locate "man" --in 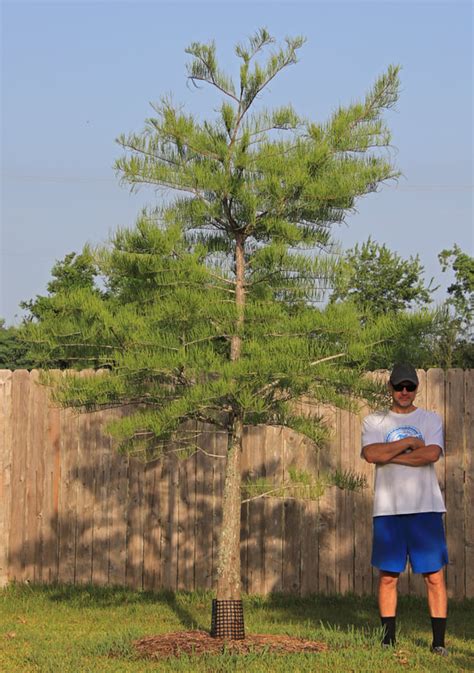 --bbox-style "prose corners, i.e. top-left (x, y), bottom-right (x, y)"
top-left (361, 363), bottom-right (448, 656)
